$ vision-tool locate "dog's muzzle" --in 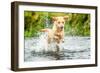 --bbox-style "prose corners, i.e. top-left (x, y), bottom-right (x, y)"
top-left (60, 26), bottom-right (64, 29)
